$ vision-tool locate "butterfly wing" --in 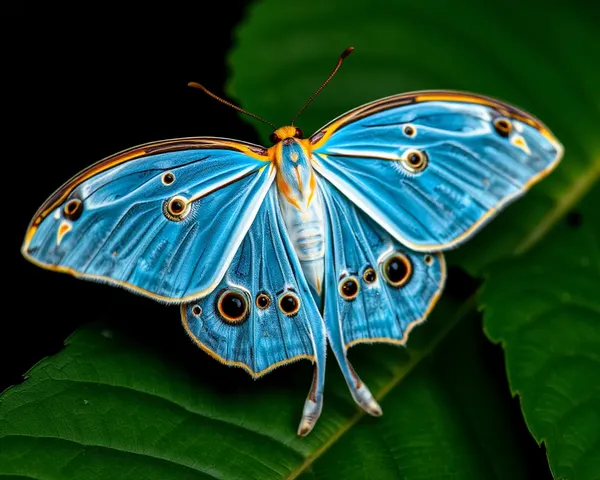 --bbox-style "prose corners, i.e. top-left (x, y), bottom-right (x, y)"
top-left (22, 138), bottom-right (274, 302)
top-left (310, 91), bottom-right (564, 251)
top-left (319, 178), bottom-right (446, 348)
top-left (316, 177), bottom-right (445, 415)
top-left (181, 186), bottom-right (327, 435)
